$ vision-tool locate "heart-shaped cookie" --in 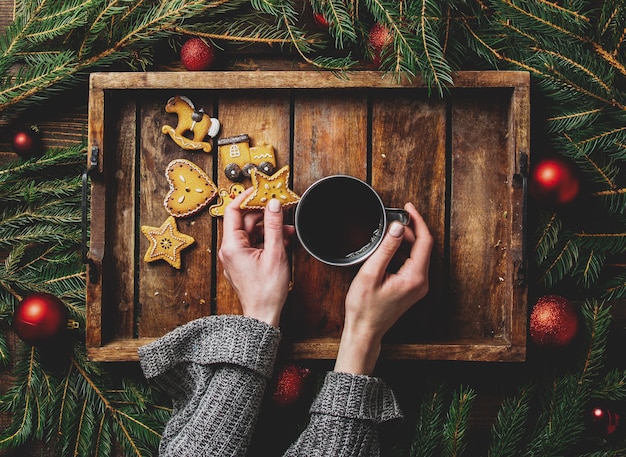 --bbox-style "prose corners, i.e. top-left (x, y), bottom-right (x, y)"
top-left (164, 159), bottom-right (218, 217)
